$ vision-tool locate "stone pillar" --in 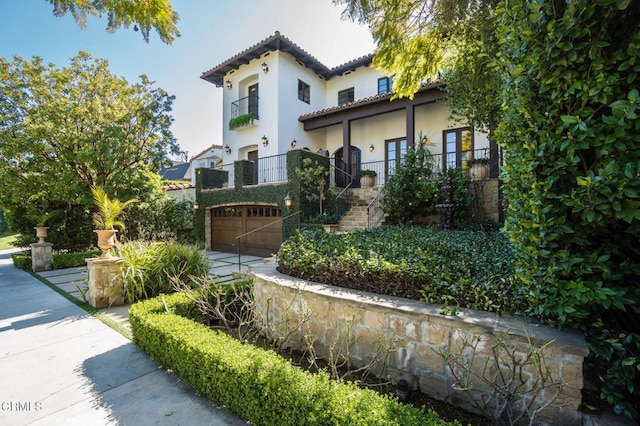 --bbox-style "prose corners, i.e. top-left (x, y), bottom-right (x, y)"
top-left (31, 243), bottom-right (53, 272)
top-left (85, 257), bottom-right (125, 308)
